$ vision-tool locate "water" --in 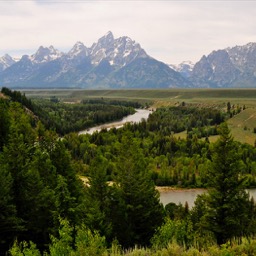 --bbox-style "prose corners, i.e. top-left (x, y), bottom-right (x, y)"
top-left (159, 189), bottom-right (206, 208)
top-left (79, 109), bottom-right (152, 135)
top-left (159, 188), bottom-right (256, 208)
